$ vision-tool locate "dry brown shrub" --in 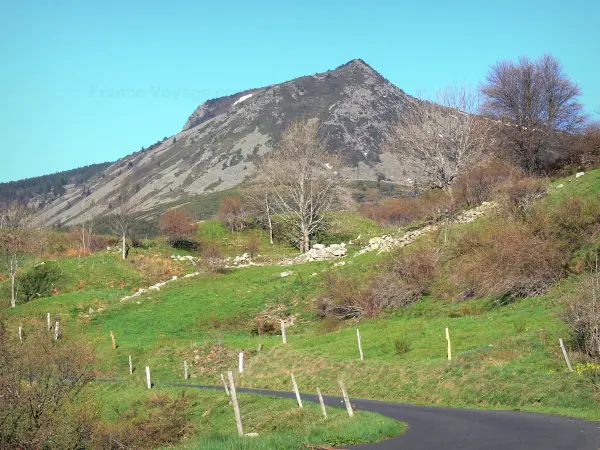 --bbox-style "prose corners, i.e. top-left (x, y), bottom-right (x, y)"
top-left (94, 392), bottom-right (193, 449)
top-left (317, 248), bottom-right (440, 319)
top-left (451, 220), bottom-right (566, 301)
top-left (200, 242), bottom-right (225, 273)
top-left (361, 189), bottom-right (457, 226)
top-left (562, 270), bottom-right (600, 360)
top-left (129, 255), bottom-right (181, 284)
top-left (453, 158), bottom-right (519, 206)
top-left (497, 176), bottom-right (549, 219)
